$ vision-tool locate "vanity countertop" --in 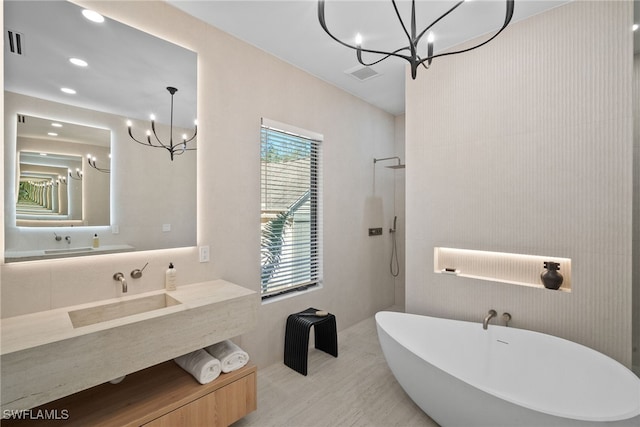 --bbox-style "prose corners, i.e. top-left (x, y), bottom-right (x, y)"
top-left (0, 279), bottom-right (255, 355)
top-left (1, 279), bottom-right (259, 411)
